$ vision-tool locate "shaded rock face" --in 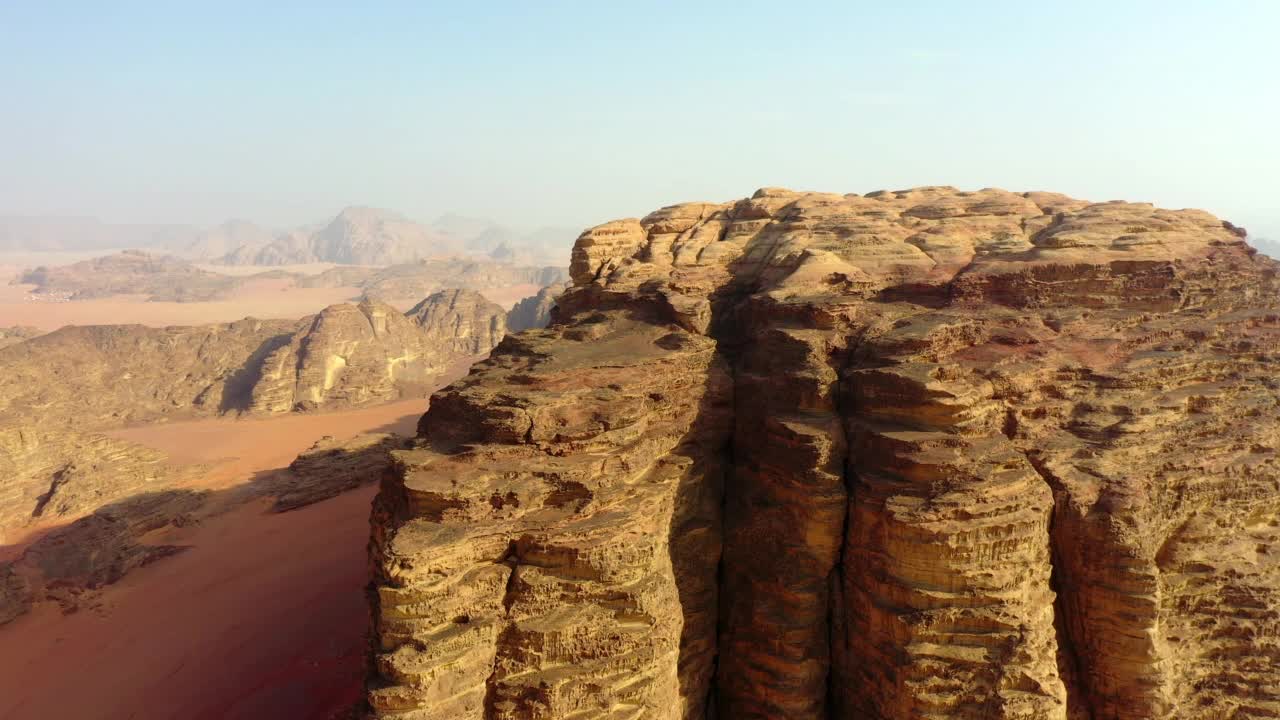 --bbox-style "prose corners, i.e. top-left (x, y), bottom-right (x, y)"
top-left (366, 187), bottom-right (1280, 719)
top-left (505, 282), bottom-right (569, 332)
top-left (406, 290), bottom-right (508, 357)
